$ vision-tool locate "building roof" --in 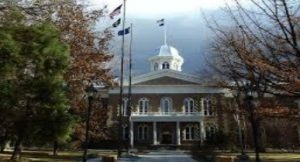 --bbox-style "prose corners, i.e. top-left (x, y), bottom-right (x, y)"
top-left (158, 44), bottom-right (180, 57)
